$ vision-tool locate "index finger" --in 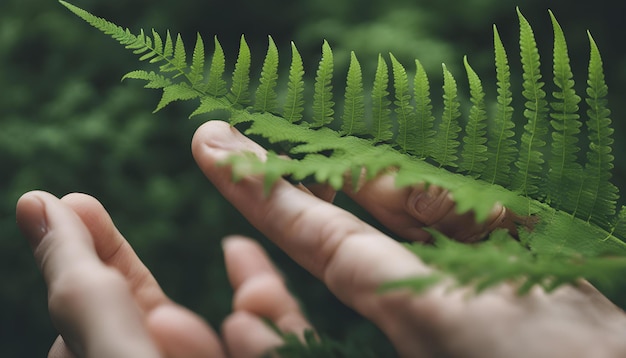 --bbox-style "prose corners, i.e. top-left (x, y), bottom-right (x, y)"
top-left (192, 121), bottom-right (432, 307)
